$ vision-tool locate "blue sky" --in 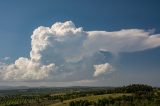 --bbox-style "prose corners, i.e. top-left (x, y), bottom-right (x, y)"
top-left (0, 0), bottom-right (160, 59)
top-left (0, 0), bottom-right (160, 86)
